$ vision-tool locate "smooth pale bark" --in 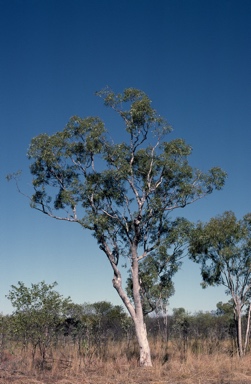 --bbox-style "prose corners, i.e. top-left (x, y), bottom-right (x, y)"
top-left (234, 300), bottom-right (244, 357)
top-left (101, 237), bottom-right (152, 367)
top-left (234, 299), bottom-right (251, 357)
top-left (131, 244), bottom-right (152, 366)
top-left (134, 318), bottom-right (152, 366)
top-left (113, 268), bottom-right (152, 366)
top-left (232, 297), bottom-right (251, 357)
top-left (244, 303), bottom-right (251, 355)
top-left (236, 312), bottom-right (243, 357)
